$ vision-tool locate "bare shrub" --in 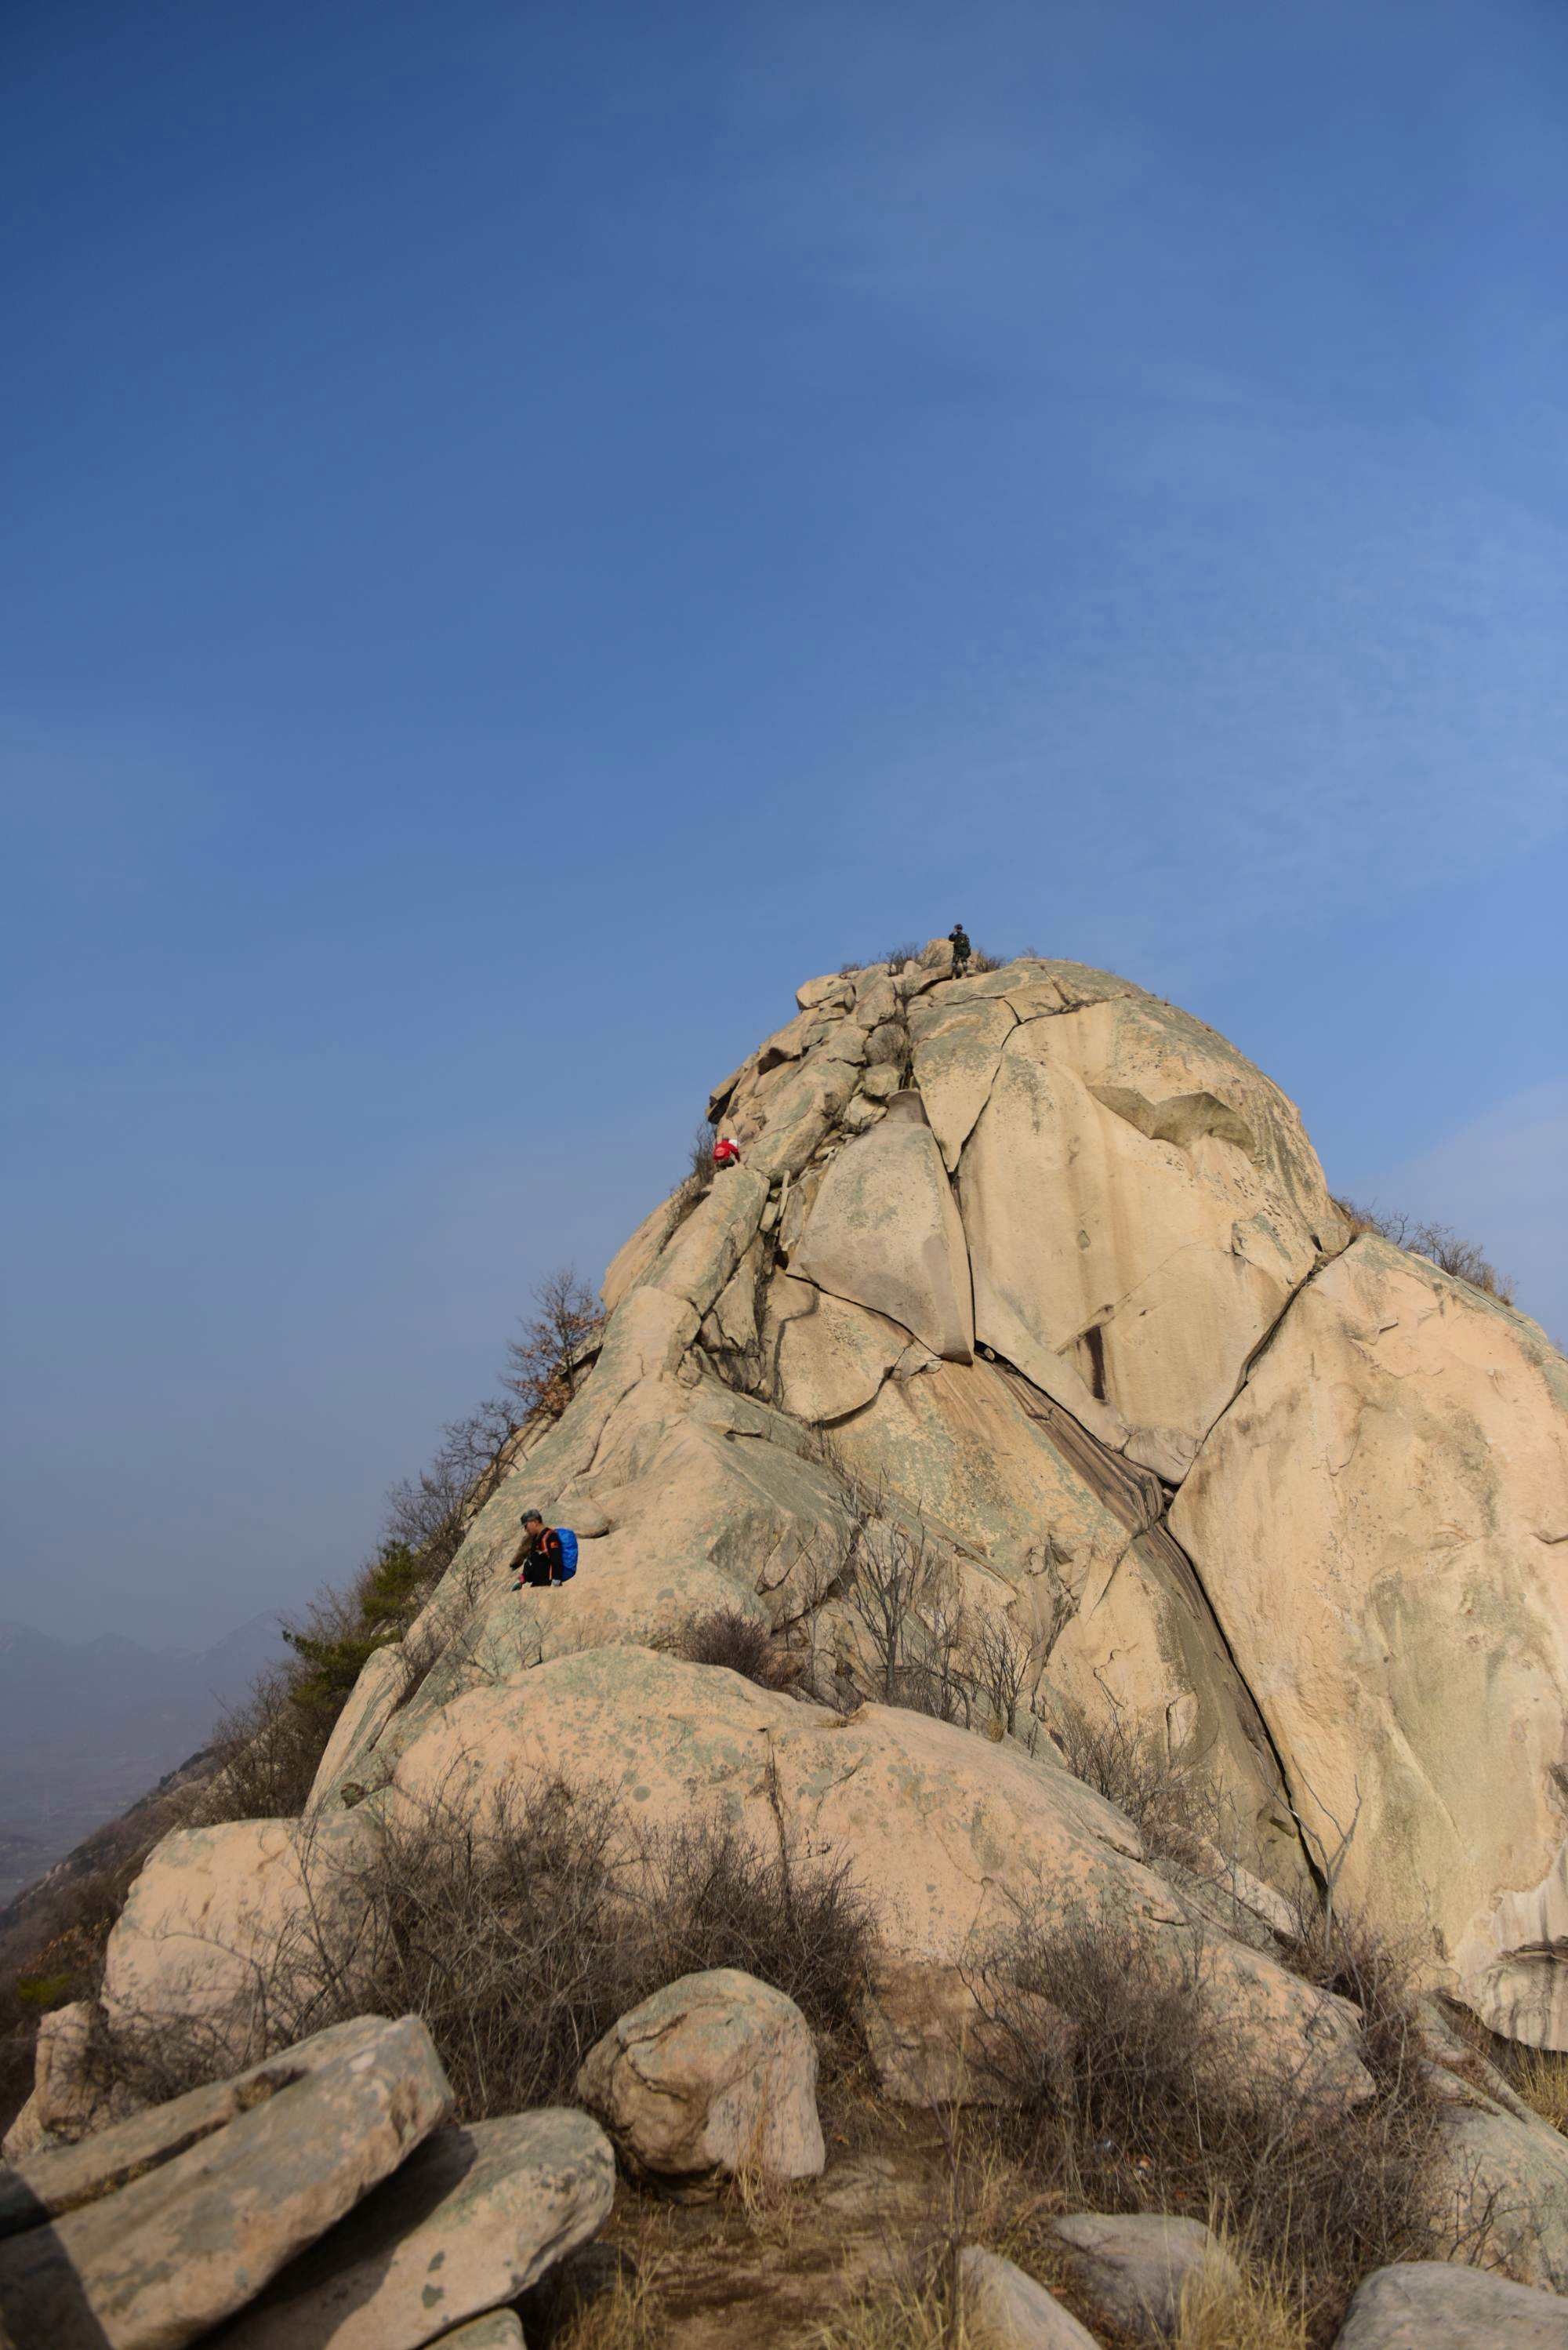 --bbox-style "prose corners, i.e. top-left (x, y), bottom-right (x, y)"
top-left (1050, 1694), bottom-right (1209, 1875)
top-left (1332, 1197), bottom-right (1515, 1306)
top-left (975, 1896), bottom-right (1442, 2346)
top-left (668, 1608), bottom-right (795, 1691)
top-left (1501, 2044), bottom-right (1568, 2134)
top-left (503, 1266), bottom-right (603, 1422)
top-left (880, 939), bottom-right (921, 970)
top-left (967, 946), bottom-right (1002, 973)
top-left (103, 1779), bottom-right (874, 2122)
